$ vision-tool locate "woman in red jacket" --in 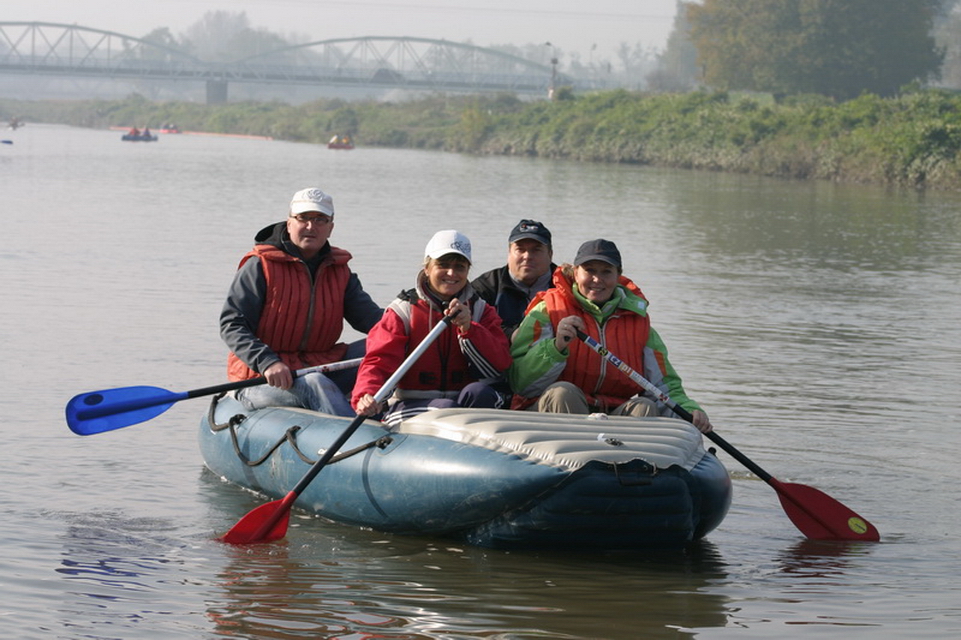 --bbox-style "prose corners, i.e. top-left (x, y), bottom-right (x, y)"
top-left (352, 230), bottom-right (512, 427)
